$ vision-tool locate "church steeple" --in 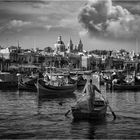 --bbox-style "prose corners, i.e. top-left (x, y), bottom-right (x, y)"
top-left (67, 37), bottom-right (73, 53)
top-left (70, 38), bottom-right (72, 45)
top-left (78, 39), bottom-right (83, 52)
top-left (79, 39), bottom-right (82, 45)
